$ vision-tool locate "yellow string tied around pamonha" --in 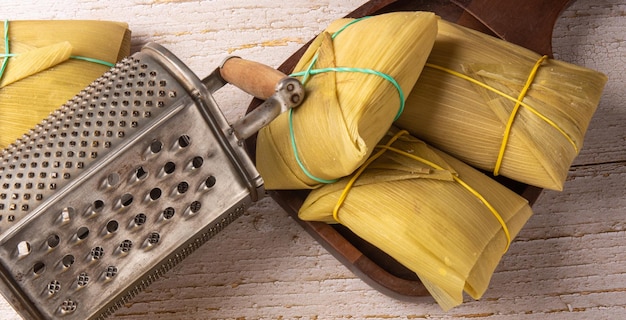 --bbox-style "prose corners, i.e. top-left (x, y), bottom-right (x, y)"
top-left (394, 19), bottom-right (607, 191)
top-left (332, 129), bottom-right (511, 252)
top-left (424, 54), bottom-right (571, 177)
top-left (299, 128), bottom-right (533, 311)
